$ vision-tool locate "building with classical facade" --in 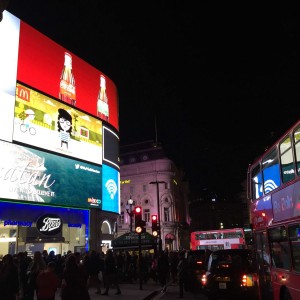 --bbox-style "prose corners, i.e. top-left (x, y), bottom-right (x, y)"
top-left (116, 141), bottom-right (190, 251)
